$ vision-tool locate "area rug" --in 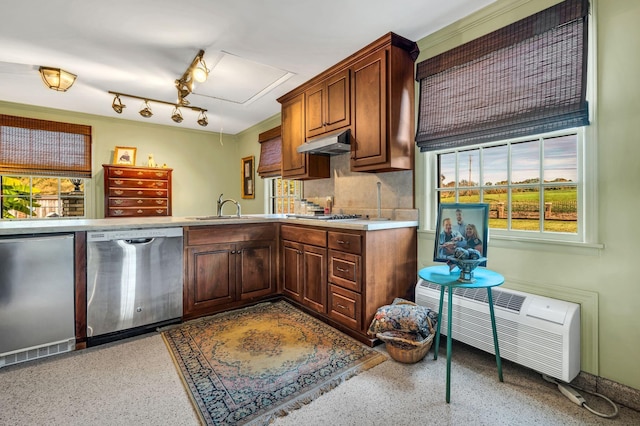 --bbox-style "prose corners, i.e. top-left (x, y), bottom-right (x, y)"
top-left (162, 301), bottom-right (387, 425)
